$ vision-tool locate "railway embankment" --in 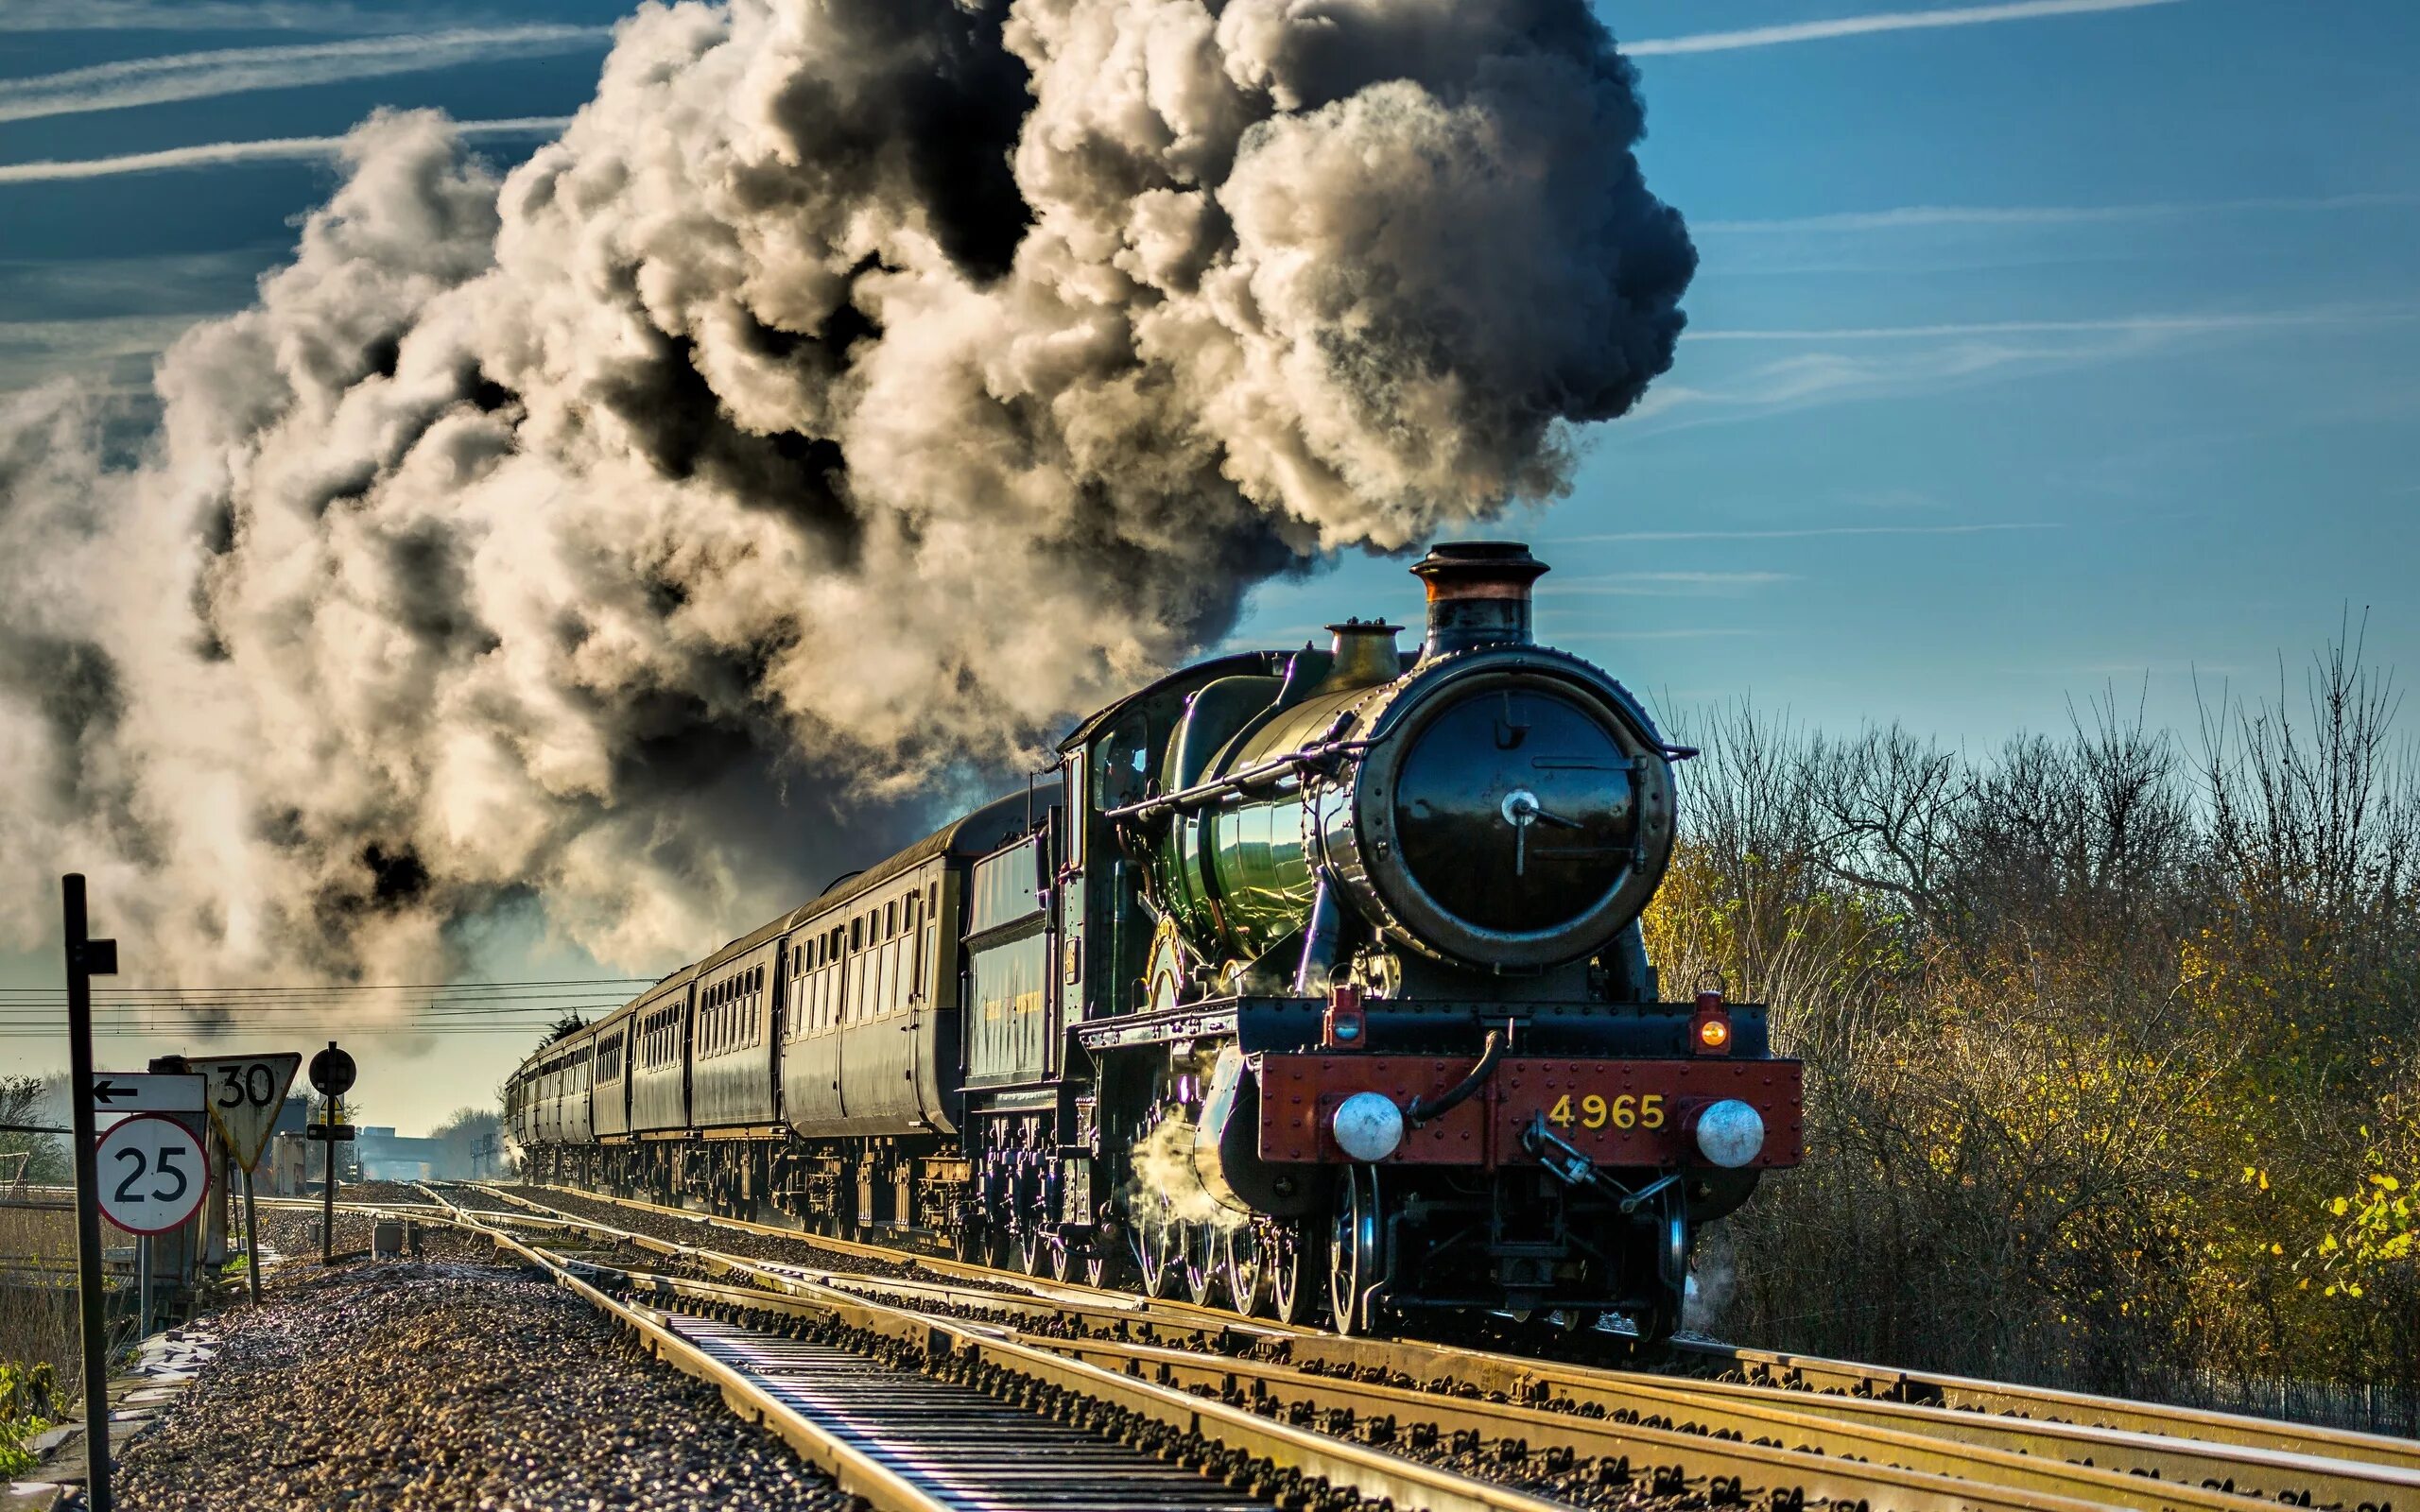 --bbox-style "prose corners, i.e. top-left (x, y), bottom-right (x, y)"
top-left (27, 1256), bottom-right (851, 1512)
